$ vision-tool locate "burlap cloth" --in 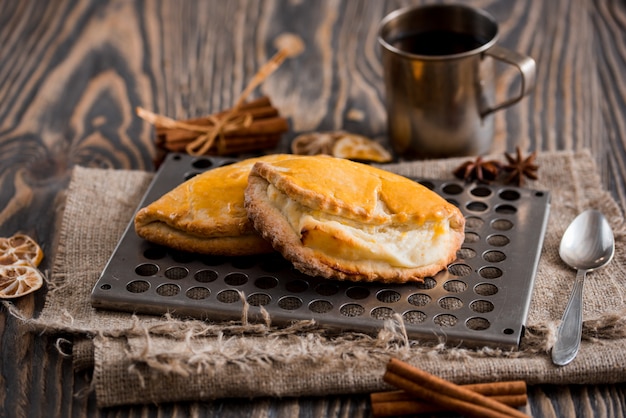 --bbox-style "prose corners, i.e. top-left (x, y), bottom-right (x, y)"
top-left (22, 149), bottom-right (626, 407)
